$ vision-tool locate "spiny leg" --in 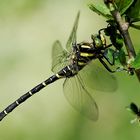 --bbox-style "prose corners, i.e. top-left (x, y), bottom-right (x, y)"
top-left (102, 50), bottom-right (115, 66)
top-left (98, 58), bottom-right (115, 73)
top-left (99, 57), bottom-right (127, 73)
top-left (103, 49), bottom-right (135, 74)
